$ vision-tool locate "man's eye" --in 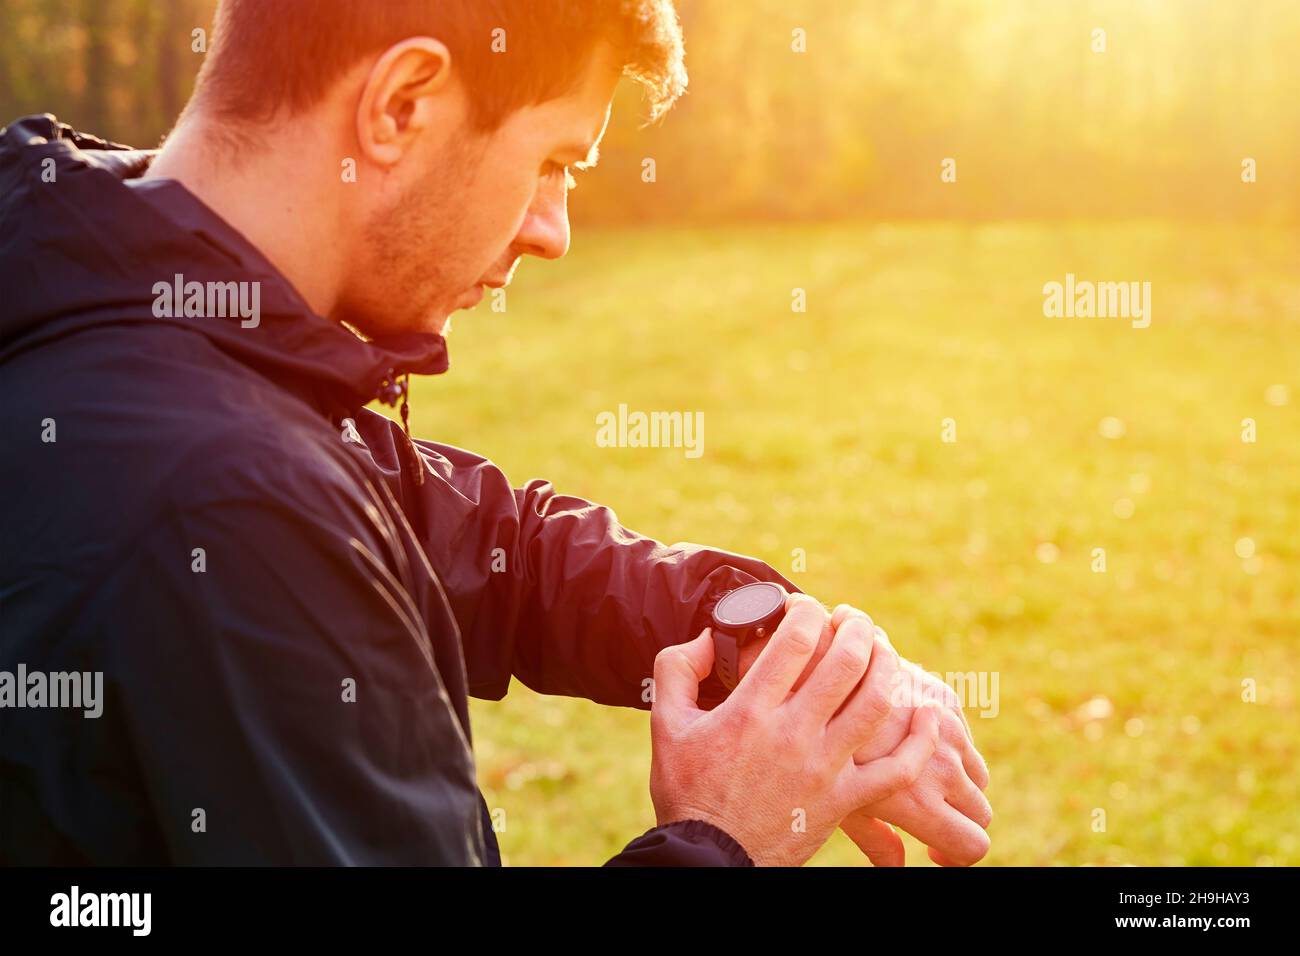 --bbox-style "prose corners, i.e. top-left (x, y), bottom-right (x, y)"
top-left (543, 161), bottom-right (577, 191)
